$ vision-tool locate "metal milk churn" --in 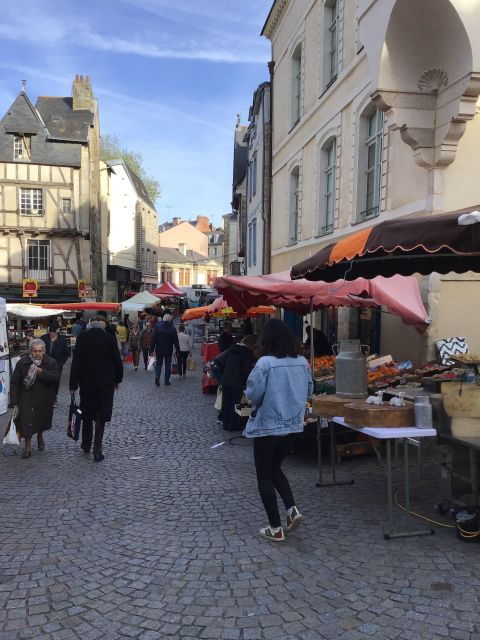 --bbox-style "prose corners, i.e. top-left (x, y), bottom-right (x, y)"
top-left (333, 339), bottom-right (369, 398)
